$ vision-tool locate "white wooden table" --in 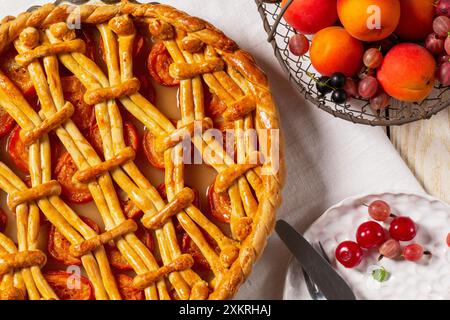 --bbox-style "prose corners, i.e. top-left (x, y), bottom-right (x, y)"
top-left (391, 107), bottom-right (450, 203)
